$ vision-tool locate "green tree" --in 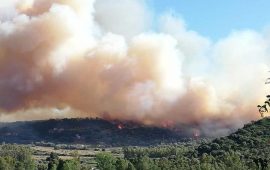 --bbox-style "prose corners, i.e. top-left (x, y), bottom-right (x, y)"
top-left (0, 156), bottom-right (15, 170)
top-left (157, 157), bottom-right (173, 170)
top-left (96, 152), bottom-right (116, 170)
top-left (127, 162), bottom-right (136, 170)
top-left (37, 163), bottom-right (47, 170)
top-left (135, 155), bottom-right (159, 170)
top-left (57, 159), bottom-right (80, 170)
top-left (221, 151), bottom-right (247, 170)
top-left (0, 145), bottom-right (35, 170)
top-left (115, 158), bottom-right (129, 170)
top-left (47, 152), bottom-right (59, 170)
